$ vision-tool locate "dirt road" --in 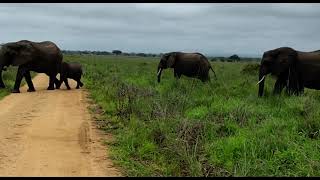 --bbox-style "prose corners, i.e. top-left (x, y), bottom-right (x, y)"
top-left (0, 74), bottom-right (121, 176)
